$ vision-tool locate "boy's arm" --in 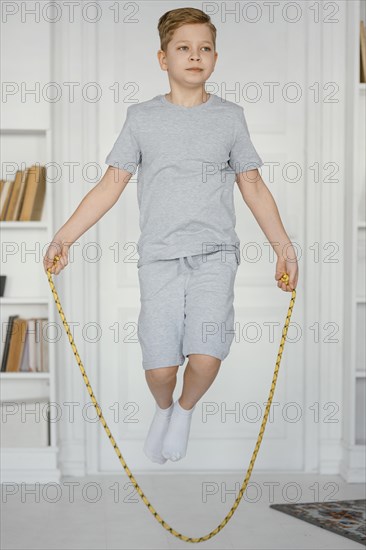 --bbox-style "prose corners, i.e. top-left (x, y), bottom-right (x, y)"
top-left (236, 169), bottom-right (298, 291)
top-left (44, 166), bottom-right (132, 274)
top-left (53, 166), bottom-right (132, 246)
